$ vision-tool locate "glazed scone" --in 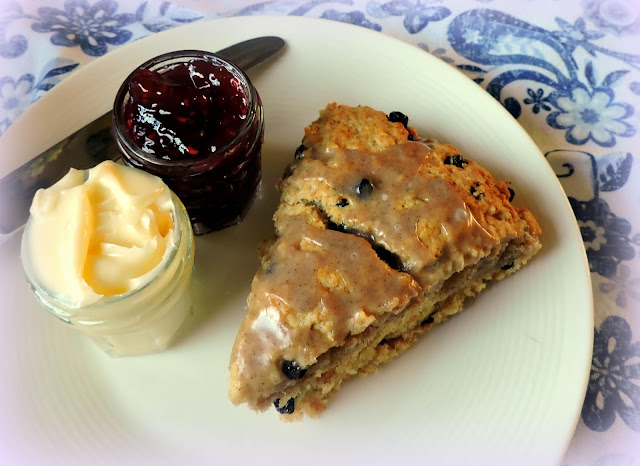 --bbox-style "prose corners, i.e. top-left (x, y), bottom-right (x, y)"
top-left (229, 103), bottom-right (542, 420)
